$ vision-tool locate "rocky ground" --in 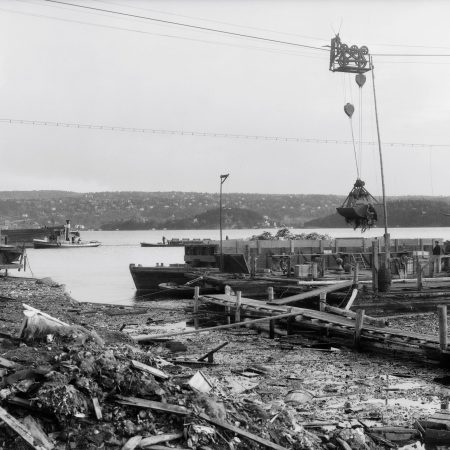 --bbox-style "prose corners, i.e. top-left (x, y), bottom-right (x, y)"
top-left (0, 276), bottom-right (449, 449)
